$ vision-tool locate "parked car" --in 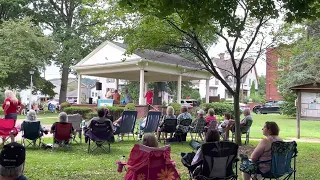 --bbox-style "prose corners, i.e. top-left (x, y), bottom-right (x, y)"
top-left (253, 102), bottom-right (283, 114)
top-left (181, 99), bottom-right (198, 108)
top-left (226, 102), bottom-right (250, 113)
